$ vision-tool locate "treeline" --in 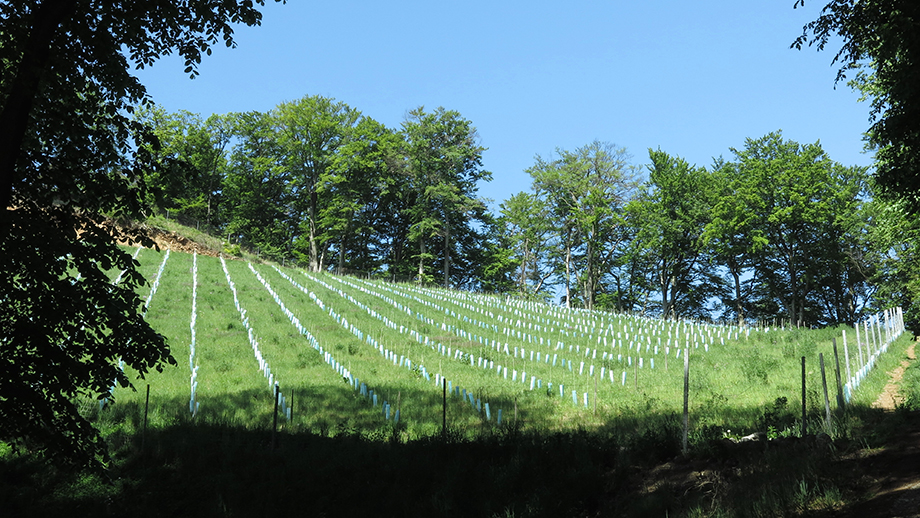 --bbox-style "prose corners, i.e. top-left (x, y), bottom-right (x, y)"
top-left (501, 136), bottom-right (876, 328)
top-left (140, 98), bottom-right (493, 288)
top-left (140, 95), bottom-right (916, 328)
